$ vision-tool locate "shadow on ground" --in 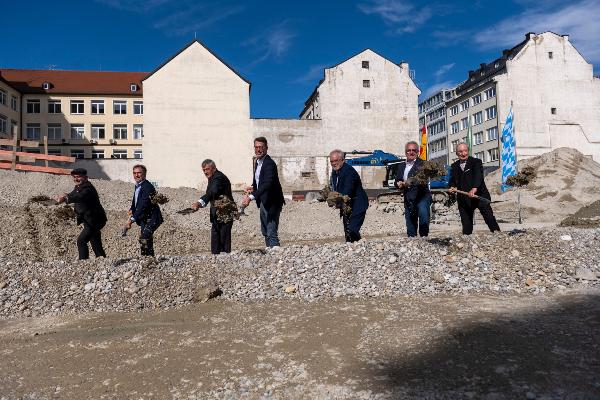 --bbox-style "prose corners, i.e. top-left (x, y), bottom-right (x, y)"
top-left (363, 293), bottom-right (600, 399)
